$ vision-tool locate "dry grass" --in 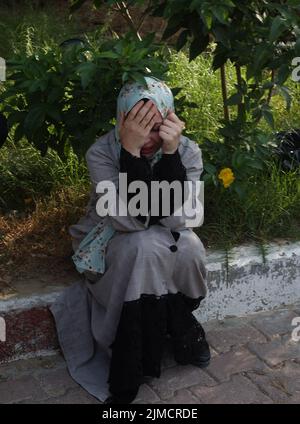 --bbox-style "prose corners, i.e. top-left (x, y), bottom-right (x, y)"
top-left (0, 185), bottom-right (90, 281)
